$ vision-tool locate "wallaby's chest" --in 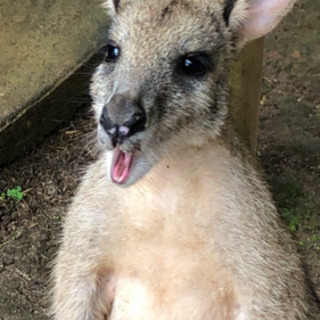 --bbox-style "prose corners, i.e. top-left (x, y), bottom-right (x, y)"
top-left (102, 164), bottom-right (239, 319)
top-left (107, 240), bottom-right (239, 320)
top-left (108, 274), bottom-right (239, 320)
